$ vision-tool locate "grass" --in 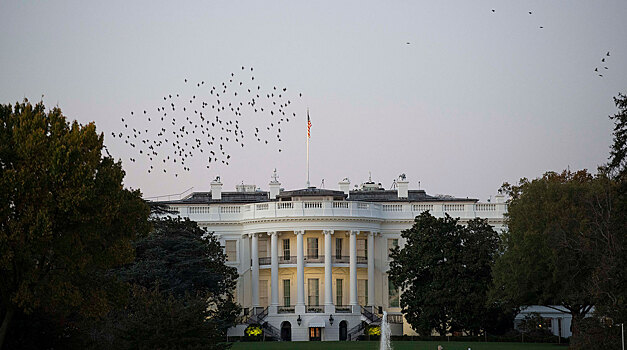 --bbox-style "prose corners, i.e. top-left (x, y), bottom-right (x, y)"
top-left (230, 341), bottom-right (566, 350)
